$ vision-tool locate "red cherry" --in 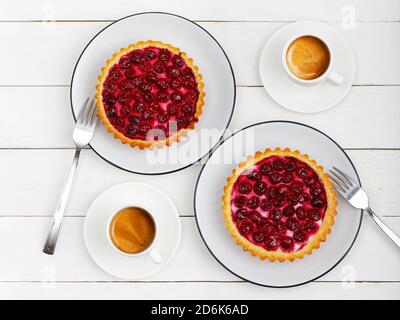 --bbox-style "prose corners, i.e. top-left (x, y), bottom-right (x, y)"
top-left (282, 172), bottom-right (293, 183)
top-left (171, 91), bottom-right (183, 103)
top-left (265, 235), bottom-right (279, 250)
top-left (153, 61), bottom-right (166, 73)
top-left (261, 220), bottom-right (275, 234)
top-left (145, 71), bottom-right (158, 83)
top-left (142, 110), bottom-right (154, 120)
top-left (272, 196), bottom-right (285, 208)
top-left (285, 218), bottom-right (300, 231)
top-left (282, 206), bottom-right (295, 217)
top-left (293, 231), bottom-right (306, 243)
top-left (311, 186), bottom-right (324, 197)
top-left (260, 199), bottom-right (271, 211)
top-left (133, 101), bottom-right (145, 113)
top-left (156, 91), bottom-right (170, 103)
top-left (298, 193), bottom-right (310, 203)
top-left (125, 124), bottom-right (137, 138)
top-left (143, 92), bottom-right (154, 102)
top-left (311, 197), bottom-right (325, 208)
top-left (273, 159), bottom-right (284, 171)
top-left (270, 208), bottom-right (282, 221)
top-left (130, 52), bottom-right (142, 64)
top-left (247, 196), bottom-right (260, 209)
top-left (280, 237), bottom-right (294, 250)
top-left (247, 170), bottom-right (261, 181)
top-left (260, 163), bottom-right (272, 175)
top-left (252, 232), bottom-right (265, 243)
top-left (254, 181), bottom-right (267, 195)
top-left (302, 221), bottom-right (317, 234)
top-left (140, 82), bottom-right (152, 92)
top-left (295, 206), bottom-right (308, 220)
top-left (297, 167), bottom-right (310, 178)
top-left (157, 112), bottom-right (168, 123)
top-left (309, 209), bottom-right (322, 221)
top-left (180, 104), bottom-right (194, 116)
top-left (105, 106), bottom-right (117, 118)
top-left (119, 57), bottom-right (131, 69)
top-left (291, 181), bottom-right (303, 194)
top-left (233, 195), bottom-right (247, 208)
top-left (167, 103), bottom-right (178, 116)
top-left (173, 56), bottom-right (184, 68)
top-left (138, 62), bottom-right (151, 72)
top-left (143, 49), bottom-right (156, 60)
top-left (239, 219), bottom-right (253, 235)
top-left (268, 172), bottom-right (281, 184)
top-left (181, 68), bottom-right (194, 80)
top-left (285, 160), bottom-right (297, 171)
top-left (170, 79), bottom-right (182, 89)
top-left (131, 76), bottom-right (143, 87)
top-left (167, 66), bottom-right (180, 79)
top-left (249, 211), bottom-right (262, 225)
top-left (124, 69), bottom-right (136, 79)
top-left (235, 208), bottom-right (248, 220)
top-left (266, 187), bottom-right (279, 200)
top-left (158, 49), bottom-right (171, 62)
top-left (156, 79), bottom-right (169, 90)
top-left (237, 182), bottom-right (251, 194)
